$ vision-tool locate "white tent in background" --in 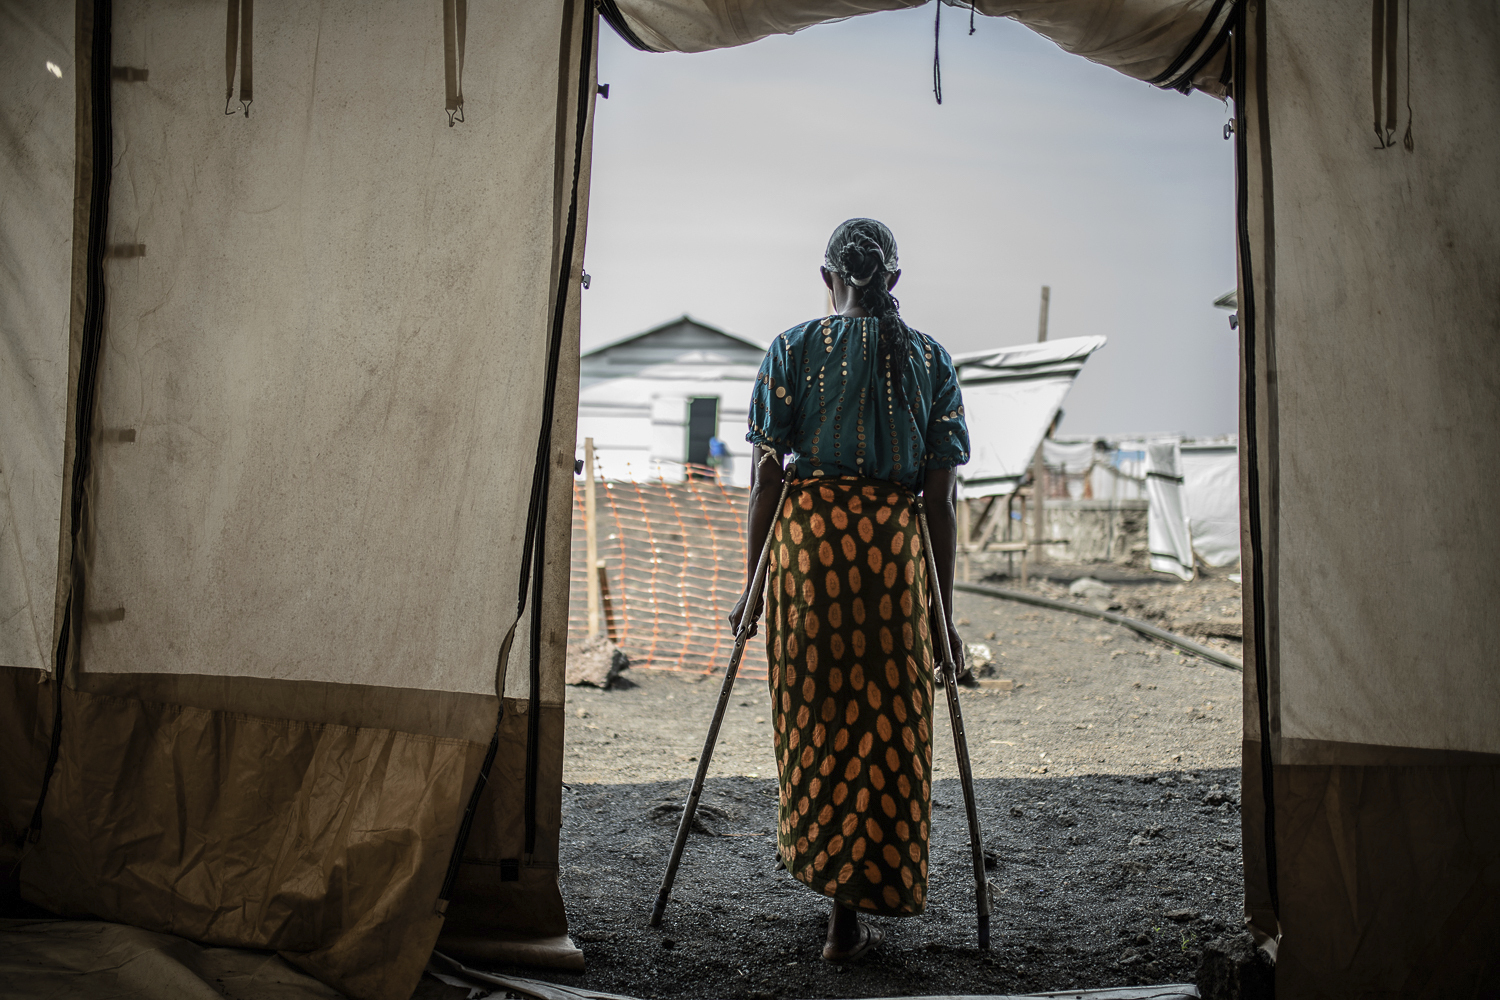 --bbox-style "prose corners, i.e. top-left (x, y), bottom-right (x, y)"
top-left (1180, 440), bottom-right (1239, 568)
top-left (1146, 439), bottom-right (1194, 580)
top-left (953, 335), bottom-right (1107, 499)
